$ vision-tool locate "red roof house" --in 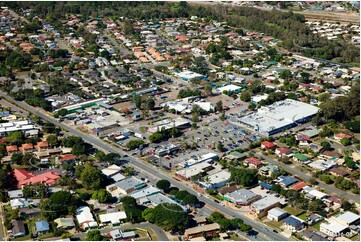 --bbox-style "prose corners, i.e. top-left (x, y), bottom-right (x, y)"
top-left (14, 169), bottom-right (60, 187)
top-left (34, 141), bottom-right (49, 150)
top-left (244, 157), bottom-right (262, 169)
top-left (6, 145), bottom-right (18, 154)
top-left (19, 143), bottom-right (34, 153)
top-left (261, 141), bottom-right (276, 150)
top-left (290, 181), bottom-right (307, 191)
top-left (275, 148), bottom-right (292, 157)
top-left (59, 154), bottom-right (77, 163)
top-left (334, 133), bottom-right (352, 141)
